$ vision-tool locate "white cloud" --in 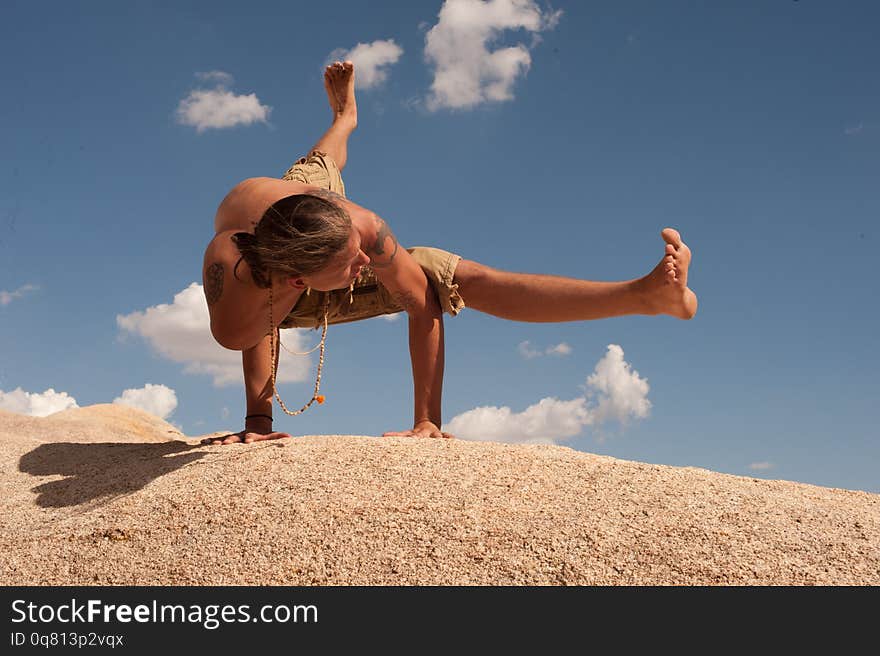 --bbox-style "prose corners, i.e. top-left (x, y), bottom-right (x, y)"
top-left (444, 396), bottom-right (590, 445)
top-left (517, 339), bottom-right (572, 359)
top-left (176, 71), bottom-right (271, 133)
top-left (582, 344), bottom-right (651, 427)
top-left (517, 340), bottom-right (542, 359)
top-left (195, 70), bottom-right (234, 85)
top-left (444, 343), bottom-right (649, 444)
top-left (546, 342), bottom-right (572, 356)
top-left (382, 312), bottom-right (403, 322)
top-left (221, 406), bottom-right (230, 420)
top-left (844, 122), bottom-right (864, 136)
top-left (0, 387), bottom-right (79, 417)
top-left (749, 461), bottom-right (775, 472)
top-left (423, 0), bottom-right (562, 111)
top-left (112, 383), bottom-right (178, 419)
top-left (0, 283), bottom-right (39, 306)
top-left (327, 39), bottom-right (404, 90)
top-left (116, 283), bottom-right (313, 387)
